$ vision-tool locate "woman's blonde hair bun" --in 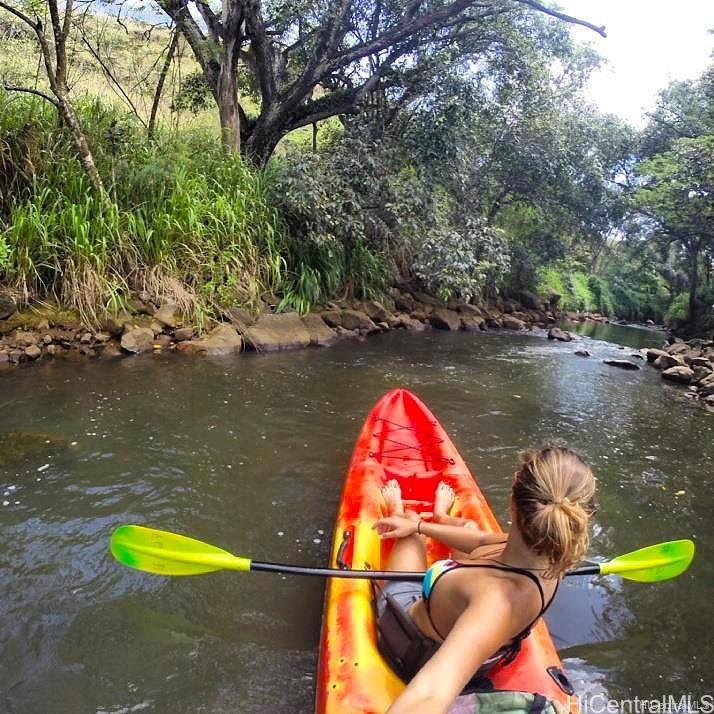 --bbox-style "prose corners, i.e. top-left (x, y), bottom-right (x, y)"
top-left (512, 446), bottom-right (596, 578)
